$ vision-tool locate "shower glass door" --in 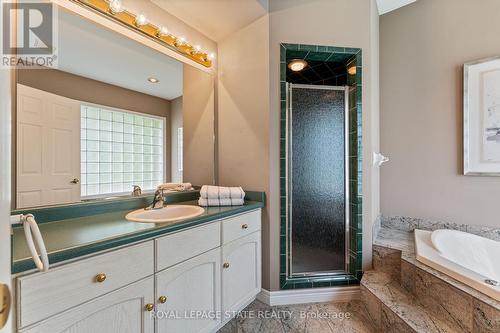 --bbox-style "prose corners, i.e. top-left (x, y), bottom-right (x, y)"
top-left (287, 83), bottom-right (349, 277)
